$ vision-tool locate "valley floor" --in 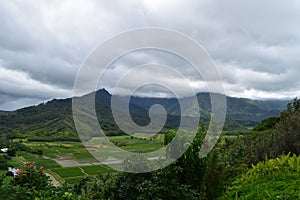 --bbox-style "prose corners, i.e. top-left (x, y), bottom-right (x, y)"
top-left (11, 135), bottom-right (163, 184)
